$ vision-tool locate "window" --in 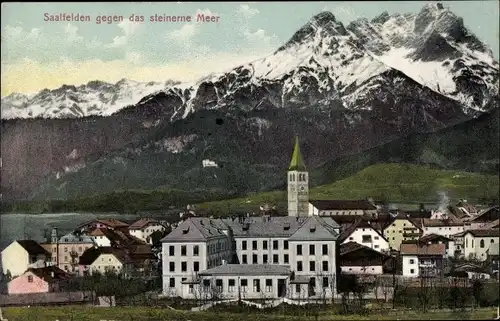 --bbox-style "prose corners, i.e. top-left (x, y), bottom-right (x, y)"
top-left (480, 240), bottom-right (485, 248)
top-left (253, 279), bottom-right (261, 292)
top-left (297, 245), bottom-right (302, 255)
top-left (181, 262), bottom-right (187, 272)
top-left (410, 269), bottom-right (415, 274)
top-left (216, 279), bottom-right (223, 292)
top-left (263, 254), bottom-right (268, 264)
top-left (362, 235), bottom-right (372, 243)
top-left (284, 241), bottom-right (289, 250)
top-left (189, 284), bottom-right (193, 293)
top-left (242, 241), bottom-right (247, 250)
top-left (273, 254), bottom-right (279, 263)
top-left (374, 236), bottom-right (379, 240)
top-left (322, 261), bottom-right (328, 271)
top-left (203, 279), bottom-right (210, 288)
top-left (374, 244), bottom-right (379, 249)
top-left (266, 279), bottom-right (272, 292)
top-left (349, 237), bottom-right (354, 241)
top-left (322, 244), bottom-right (328, 255)
top-left (252, 254), bottom-right (258, 264)
top-left (241, 279), bottom-right (248, 292)
top-left (409, 259), bottom-right (415, 264)
top-left (28, 275), bottom-right (33, 283)
top-left (193, 245), bottom-right (199, 256)
top-left (228, 279), bottom-right (235, 292)
top-left (169, 262), bottom-right (175, 272)
top-left (273, 240), bottom-right (279, 250)
top-left (295, 284), bottom-right (301, 293)
top-left (322, 277), bottom-right (329, 288)
top-left (263, 240), bottom-right (268, 250)
top-left (284, 254), bottom-right (289, 264)
top-left (309, 244), bottom-right (315, 255)
top-left (297, 261), bottom-right (303, 272)
top-left (181, 245), bottom-right (187, 256)
top-left (242, 254), bottom-right (248, 264)
top-left (193, 261), bottom-right (199, 272)
top-left (309, 261), bottom-right (316, 272)
top-left (169, 278), bottom-right (175, 288)
top-left (252, 240), bottom-right (258, 250)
